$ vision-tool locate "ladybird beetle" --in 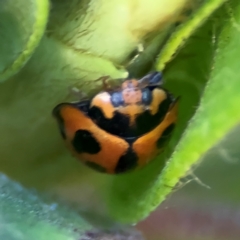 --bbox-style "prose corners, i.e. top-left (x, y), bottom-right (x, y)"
top-left (53, 72), bottom-right (178, 174)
